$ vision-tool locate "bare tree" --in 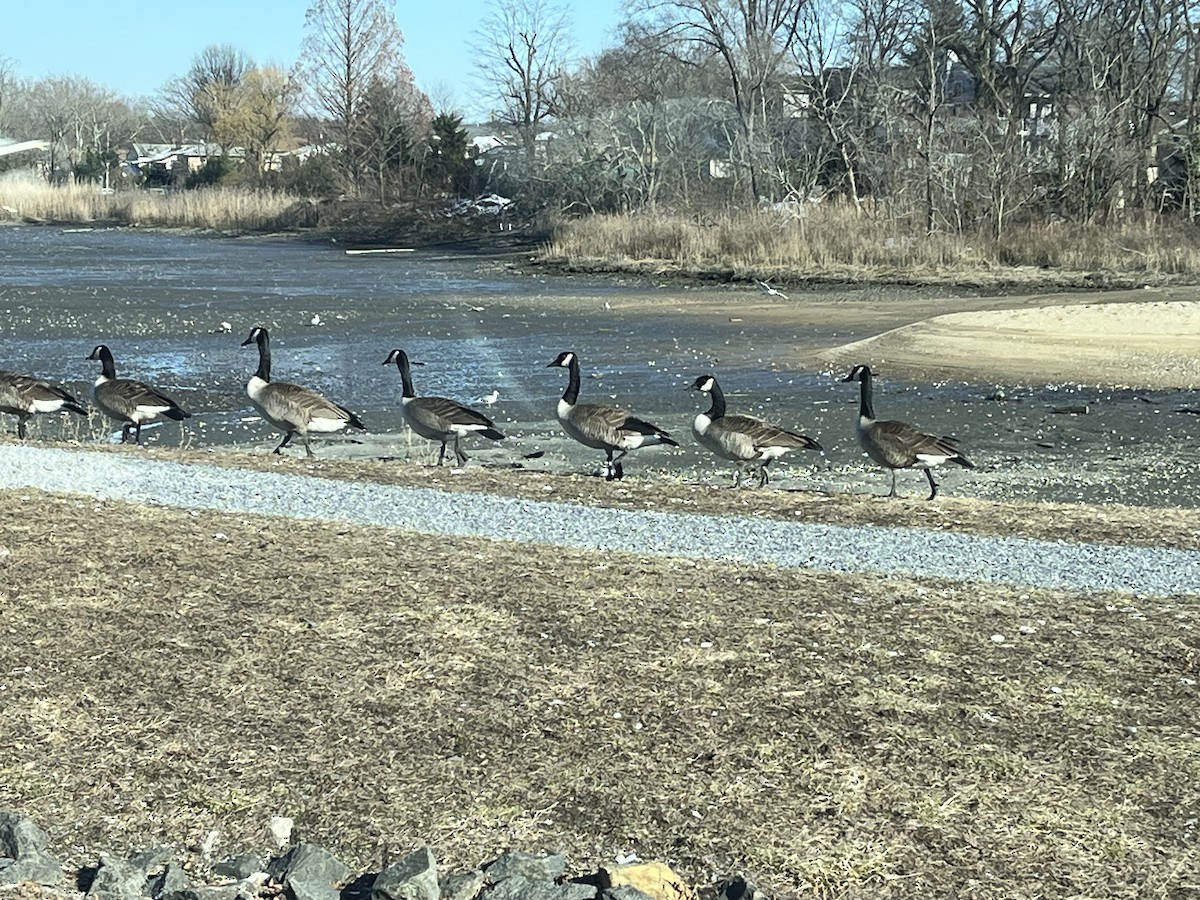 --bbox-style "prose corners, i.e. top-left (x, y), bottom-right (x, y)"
top-left (225, 66), bottom-right (299, 179)
top-left (629, 0), bottom-right (805, 201)
top-left (472, 0), bottom-right (574, 156)
top-left (160, 45), bottom-right (252, 150)
top-left (0, 56), bottom-right (16, 136)
top-left (296, 0), bottom-right (423, 196)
